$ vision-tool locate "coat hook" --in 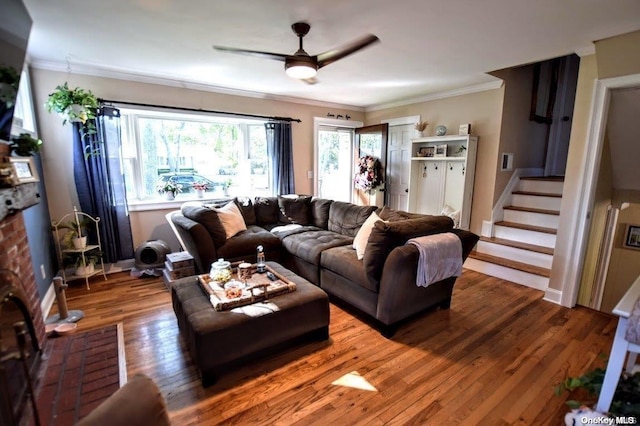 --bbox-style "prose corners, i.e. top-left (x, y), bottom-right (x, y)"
top-left (434, 164), bottom-right (438, 170)
top-left (449, 164), bottom-right (453, 171)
